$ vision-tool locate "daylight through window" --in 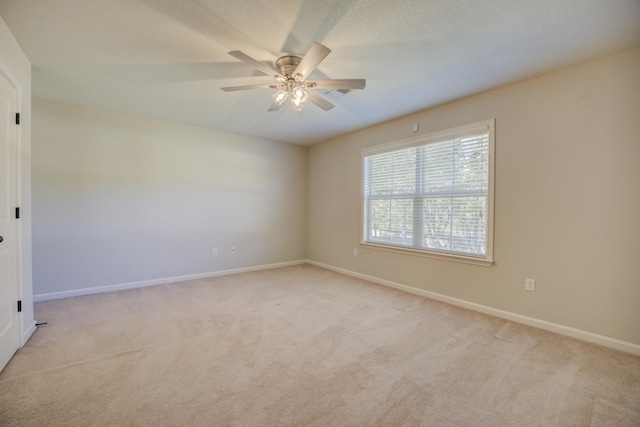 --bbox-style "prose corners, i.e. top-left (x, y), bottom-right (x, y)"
top-left (362, 120), bottom-right (494, 265)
